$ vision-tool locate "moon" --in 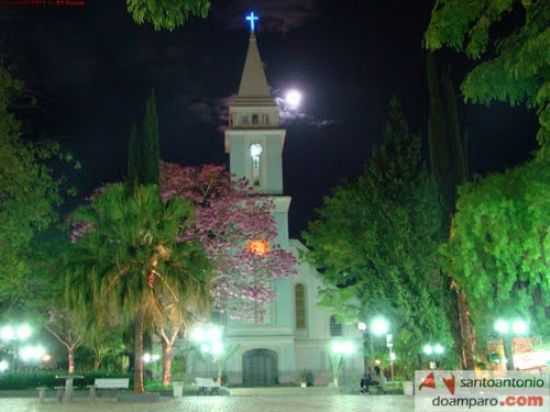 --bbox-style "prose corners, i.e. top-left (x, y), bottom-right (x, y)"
top-left (285, 89), bottom-right (303, 110)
